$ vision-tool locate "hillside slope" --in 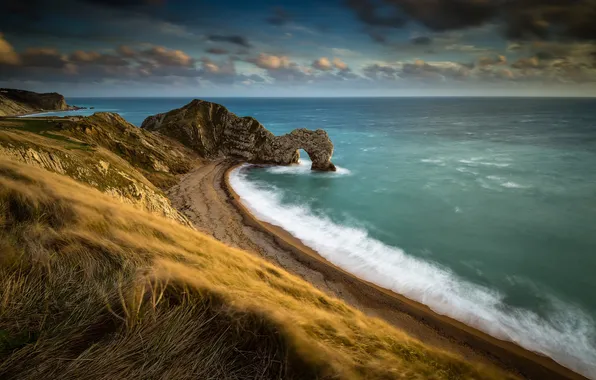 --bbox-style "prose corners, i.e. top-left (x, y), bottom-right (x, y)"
top-left (0, 115), bottom-right (197, 225)
top-left (0, 89), bottom-right (69, 117)
top-left (0, 158), bottom-right (513, 380)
